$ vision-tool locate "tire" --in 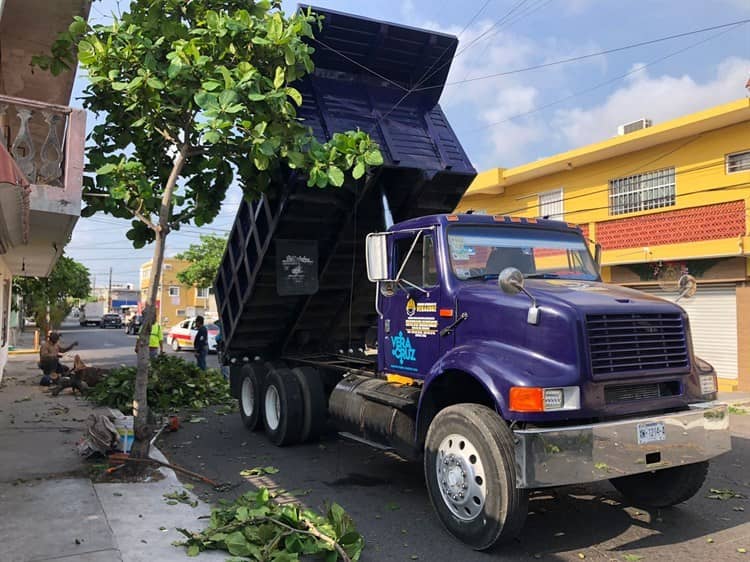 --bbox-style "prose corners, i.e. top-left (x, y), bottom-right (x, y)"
top-left (609, 461), bottom-right (709, 508)
top-left (424, 404), bottom-right (528, 551)
top-left (239, 364), bottom-right (265, 431)
top-left (171, 338), bottom-right (180, 352)
top-left (290, 367), bottom-right (327, 442)
top-left (263, 367), bottom-right (304, 447)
